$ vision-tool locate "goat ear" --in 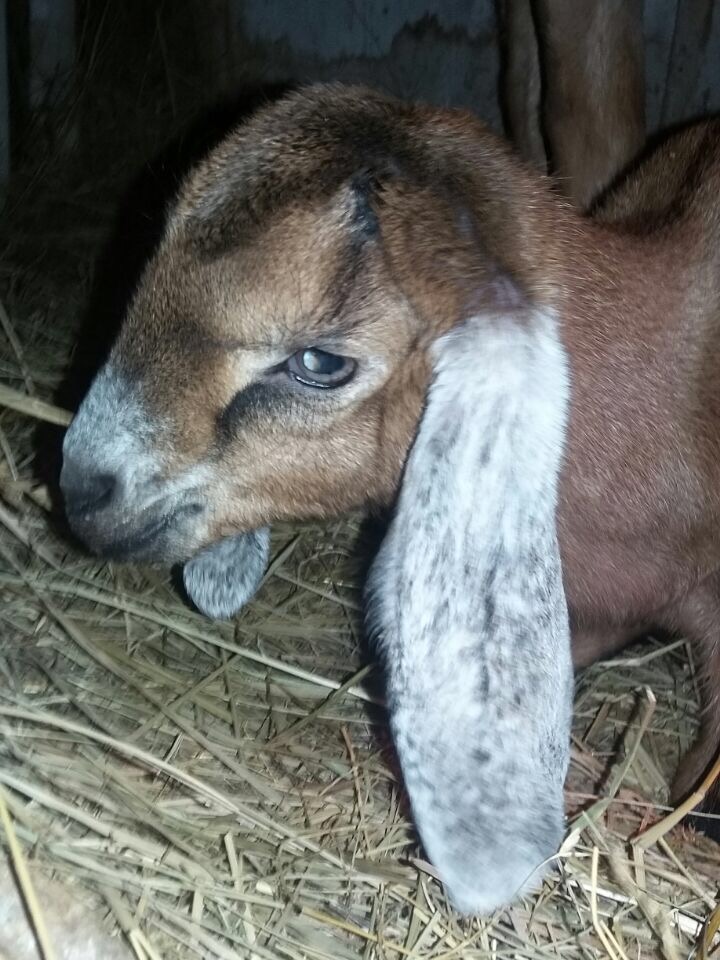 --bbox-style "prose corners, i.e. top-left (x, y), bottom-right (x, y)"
top-left (183, 527), bottom-right (270, 620)
top-left (365, 310), bottom-right (573, 915)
